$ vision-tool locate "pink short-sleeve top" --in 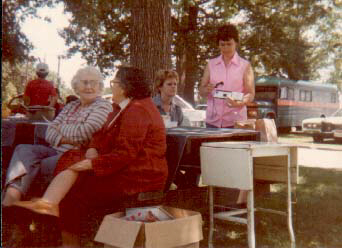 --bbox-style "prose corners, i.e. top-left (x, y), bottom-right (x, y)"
top-left (206, 53), bottom-right (250, 128)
